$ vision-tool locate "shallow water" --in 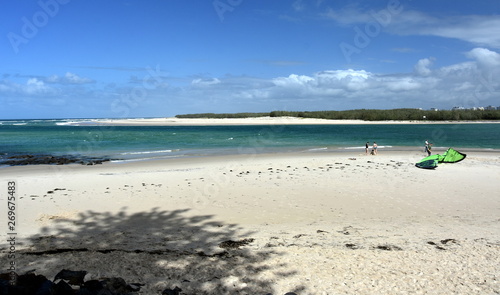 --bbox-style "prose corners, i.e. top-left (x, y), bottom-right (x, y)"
top-left (1, 119), bottom-right (499, 164)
